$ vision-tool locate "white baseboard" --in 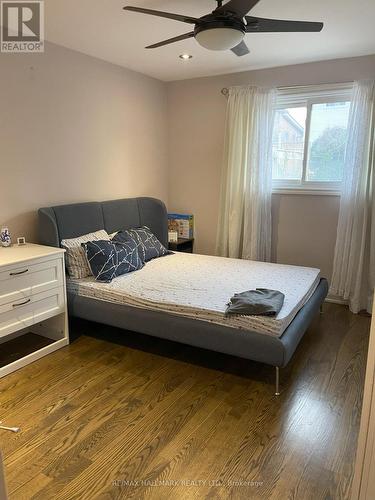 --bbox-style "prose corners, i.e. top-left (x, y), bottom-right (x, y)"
top-left (325, 296), bottom-right (349, 306)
